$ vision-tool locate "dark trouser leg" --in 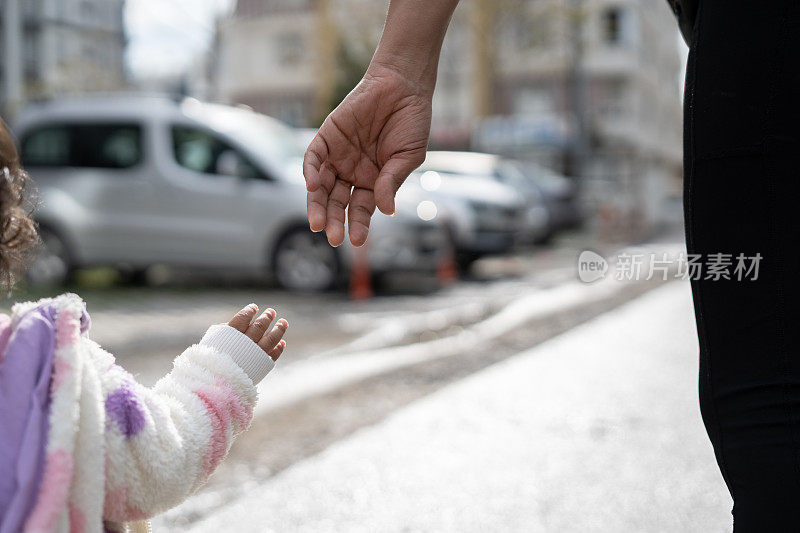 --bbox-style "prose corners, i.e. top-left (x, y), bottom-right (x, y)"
top-left (685, 1), bottom-right (800, 530)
